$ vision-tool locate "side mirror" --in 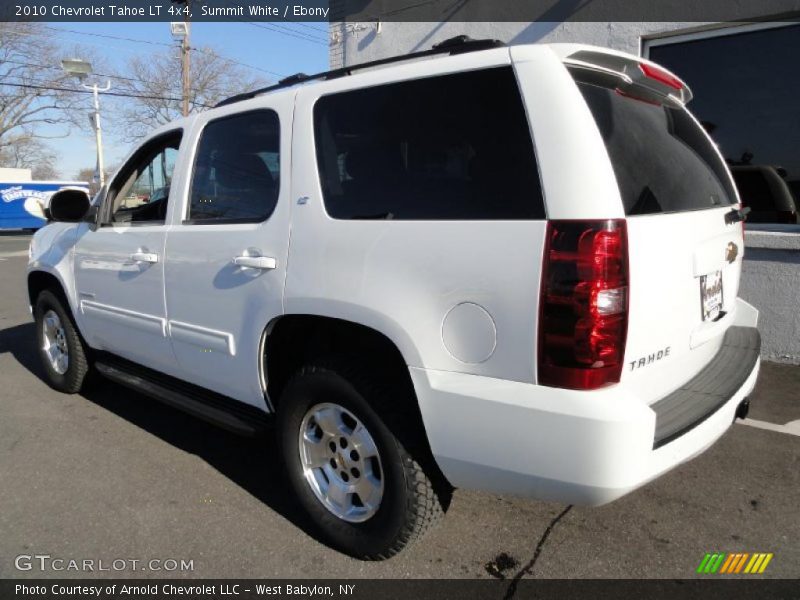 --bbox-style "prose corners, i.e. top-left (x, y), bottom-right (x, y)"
top-left (48, 188), bottom-right (91, 222)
